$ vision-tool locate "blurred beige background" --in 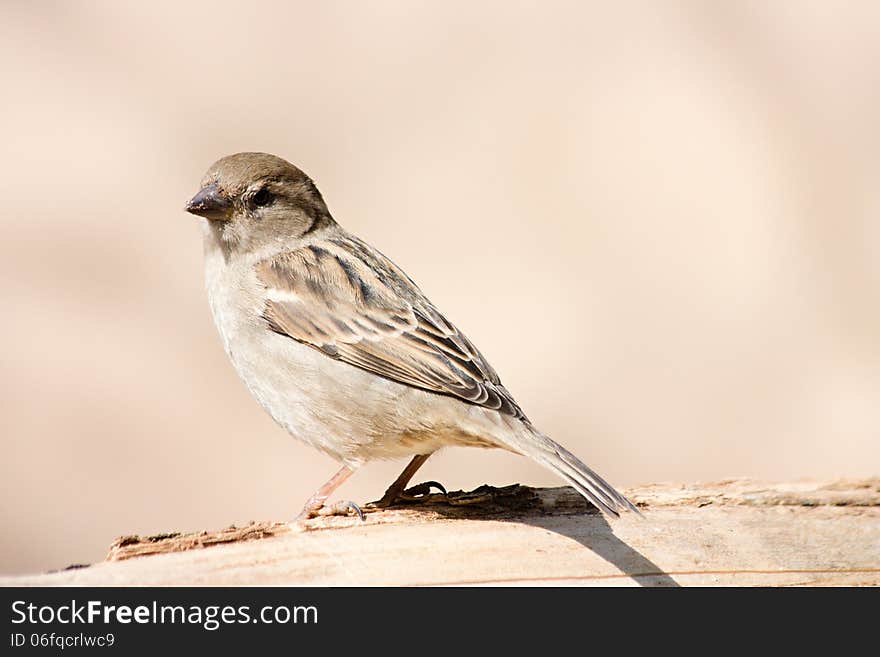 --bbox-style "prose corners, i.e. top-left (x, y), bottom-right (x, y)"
top-left (1, 1), bottom-right (878, 575)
